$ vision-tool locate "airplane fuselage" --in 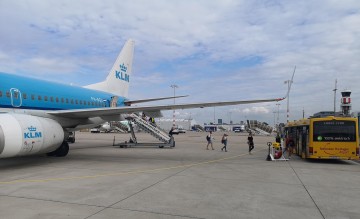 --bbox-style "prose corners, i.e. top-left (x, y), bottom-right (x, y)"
top-left (0, 72), bottom-right (127, 129)
top-left (0, 72), bottom-right (125, 111)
